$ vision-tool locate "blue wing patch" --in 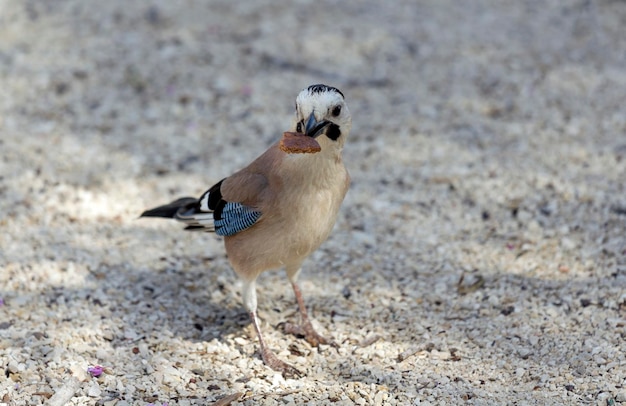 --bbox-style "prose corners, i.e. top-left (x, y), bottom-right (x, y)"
top-left (214, 202), bottom-right (262, 236)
